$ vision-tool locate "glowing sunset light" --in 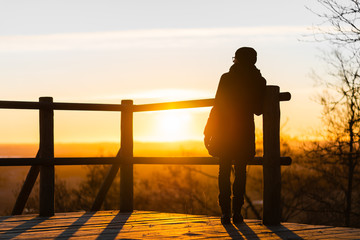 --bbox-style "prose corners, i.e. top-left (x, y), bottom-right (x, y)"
top-left (133, 108), bottom-right (202, 143)
top-left (156, 110), bottom-right (192, 142)
top-left (2, 0), bottom-right (359, 230)
top-left (0, 1), bottom-right (326, 144)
